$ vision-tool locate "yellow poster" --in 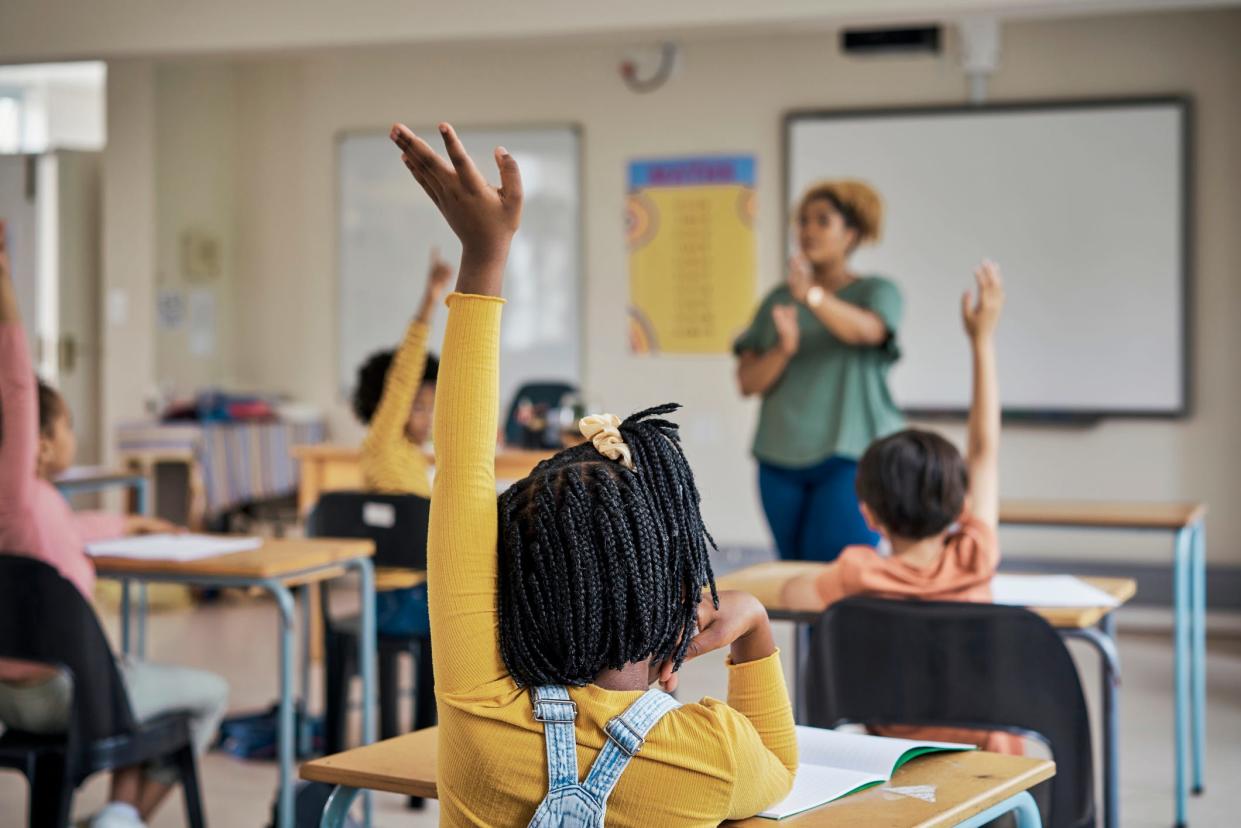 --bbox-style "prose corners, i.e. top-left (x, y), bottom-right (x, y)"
top-left (627, 156), bottom-right (756, 354)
